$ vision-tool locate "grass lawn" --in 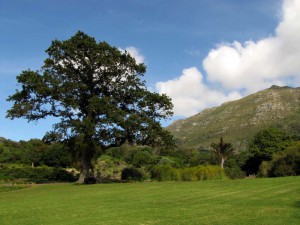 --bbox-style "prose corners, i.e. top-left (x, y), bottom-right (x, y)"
top-left (0, 176), bottom-right (299, 225)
